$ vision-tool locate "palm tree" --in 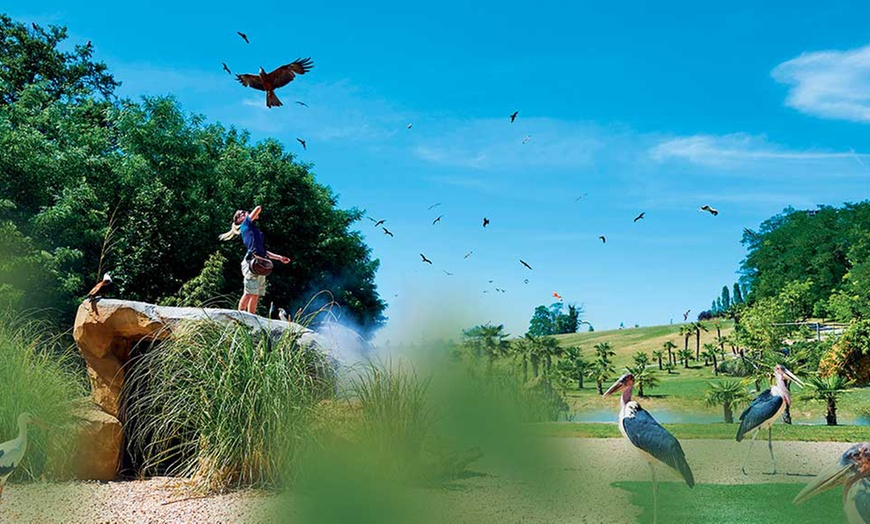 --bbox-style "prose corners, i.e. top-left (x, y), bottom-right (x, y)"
top-left (557, 346), bottom-right (588, 389)
top-left (704, 380), bottom-right (751, 423)
top-left (462, 323), bottom-right (510, 370)
top-left (701, 343), bottom-right (721, 376)
top-left (652, 349), bottom-right (665, 370)
top-left (589, 357), bottom-right (615, 395)
top-left (594, 342), bottom-right (615, 361)
top-left (633, 351), bottom-right (650, 368)
top-left (538, 336), bottom-right (563, 375)
top-left (662, 340), bottom-right (677, 367)
top-left (713, 319), bottom-right (723, 350)
top-left (678, 348), bottom-right (693, 368)
top-left (693, 321), bottom-right (709, 361)
top-left (627, 364), bottom-right (659, 398)
top-left (679, 324), bottom-right (692, 354)
top-left (801, 374), bottom-right (854, 426)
